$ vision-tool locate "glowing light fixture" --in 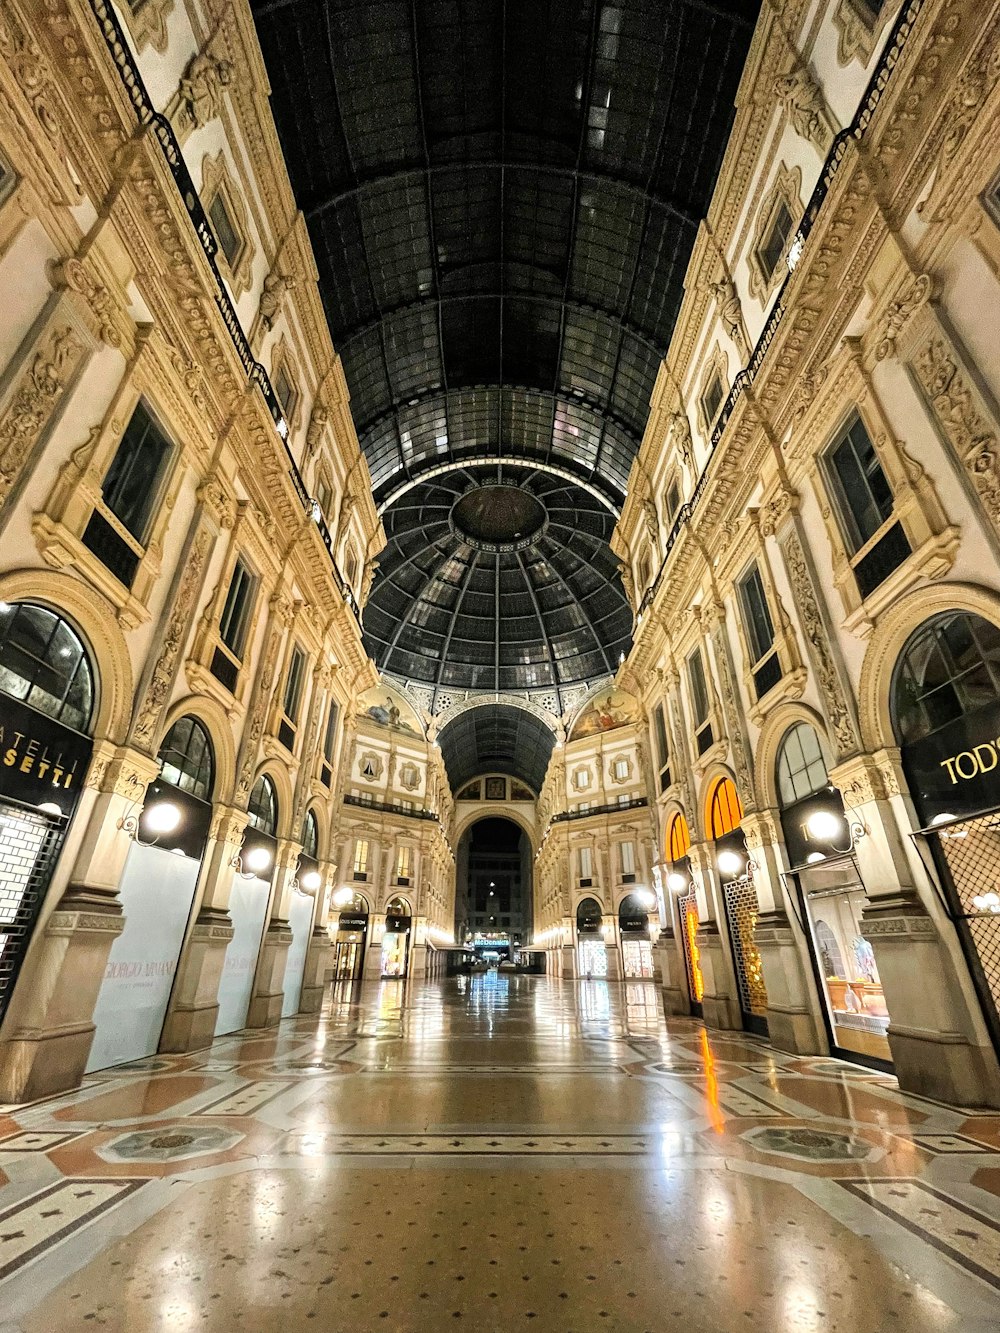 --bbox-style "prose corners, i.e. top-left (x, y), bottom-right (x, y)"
top-left (716, 849), bottom-right (744, 877)
top-left (300, 870), bottom-right (322, 892)
top-left (244, 846), bottom-right (271, 874)
top-left (667, 871), bottom-right (688, 892)
top-left (806, 809), bottom-right (843, 841)
top-left (145, 801), bottom-right (181, 835)
top-left (806, 852), bottom-right (826, 864)
top-left (37, 801), bottom-right (63, 817)
top-left (333, 887), bottom-right (355, 908)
